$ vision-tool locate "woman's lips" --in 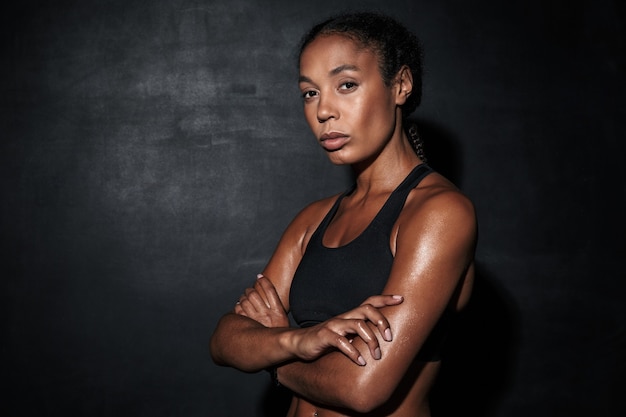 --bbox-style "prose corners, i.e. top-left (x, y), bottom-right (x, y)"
top-left (320, 132), bottom-right (349, 152)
